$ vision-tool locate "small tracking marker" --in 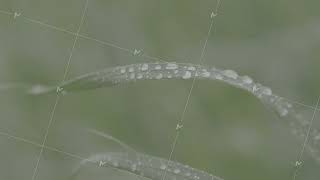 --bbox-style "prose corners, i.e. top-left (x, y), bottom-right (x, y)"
top-left (56, 86), bottom-right (63, 93)
top-left (176, 124), bottom-right (183, 131)
top-left (13, 12), bottom-right (21, 19)
top-left (210, 12), bottom-right (217, 18)
top-left (133, 49), bottom-right (143, 56)
top-left (99, 161), bottom-right (107, 167)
